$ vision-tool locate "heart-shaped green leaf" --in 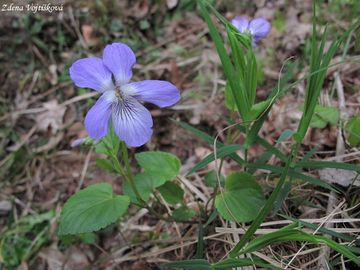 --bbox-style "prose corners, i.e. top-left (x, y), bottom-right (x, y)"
top-left (58, 183), bottom-right (129, 235)
top-left (157, 181), bottom-right (184, 205)
top-left (309, 105), bottom-right (339, 128)
top-left (123, 173), bottom-right (163, 204)
top-left (172, 206), bottom-right (197, 221)
top-left (346, 116), bottom-right (360, 147)
top-left (135, 151), bottom-right (181, 182)
top-left (215, 172), bottom-right (265, 222)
